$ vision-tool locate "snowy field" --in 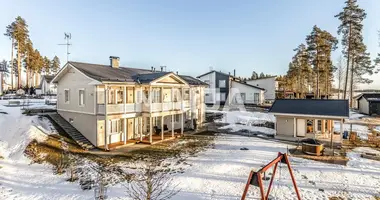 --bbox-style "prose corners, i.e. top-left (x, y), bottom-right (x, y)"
top-left (0, 102), bottom-right (380, 199)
